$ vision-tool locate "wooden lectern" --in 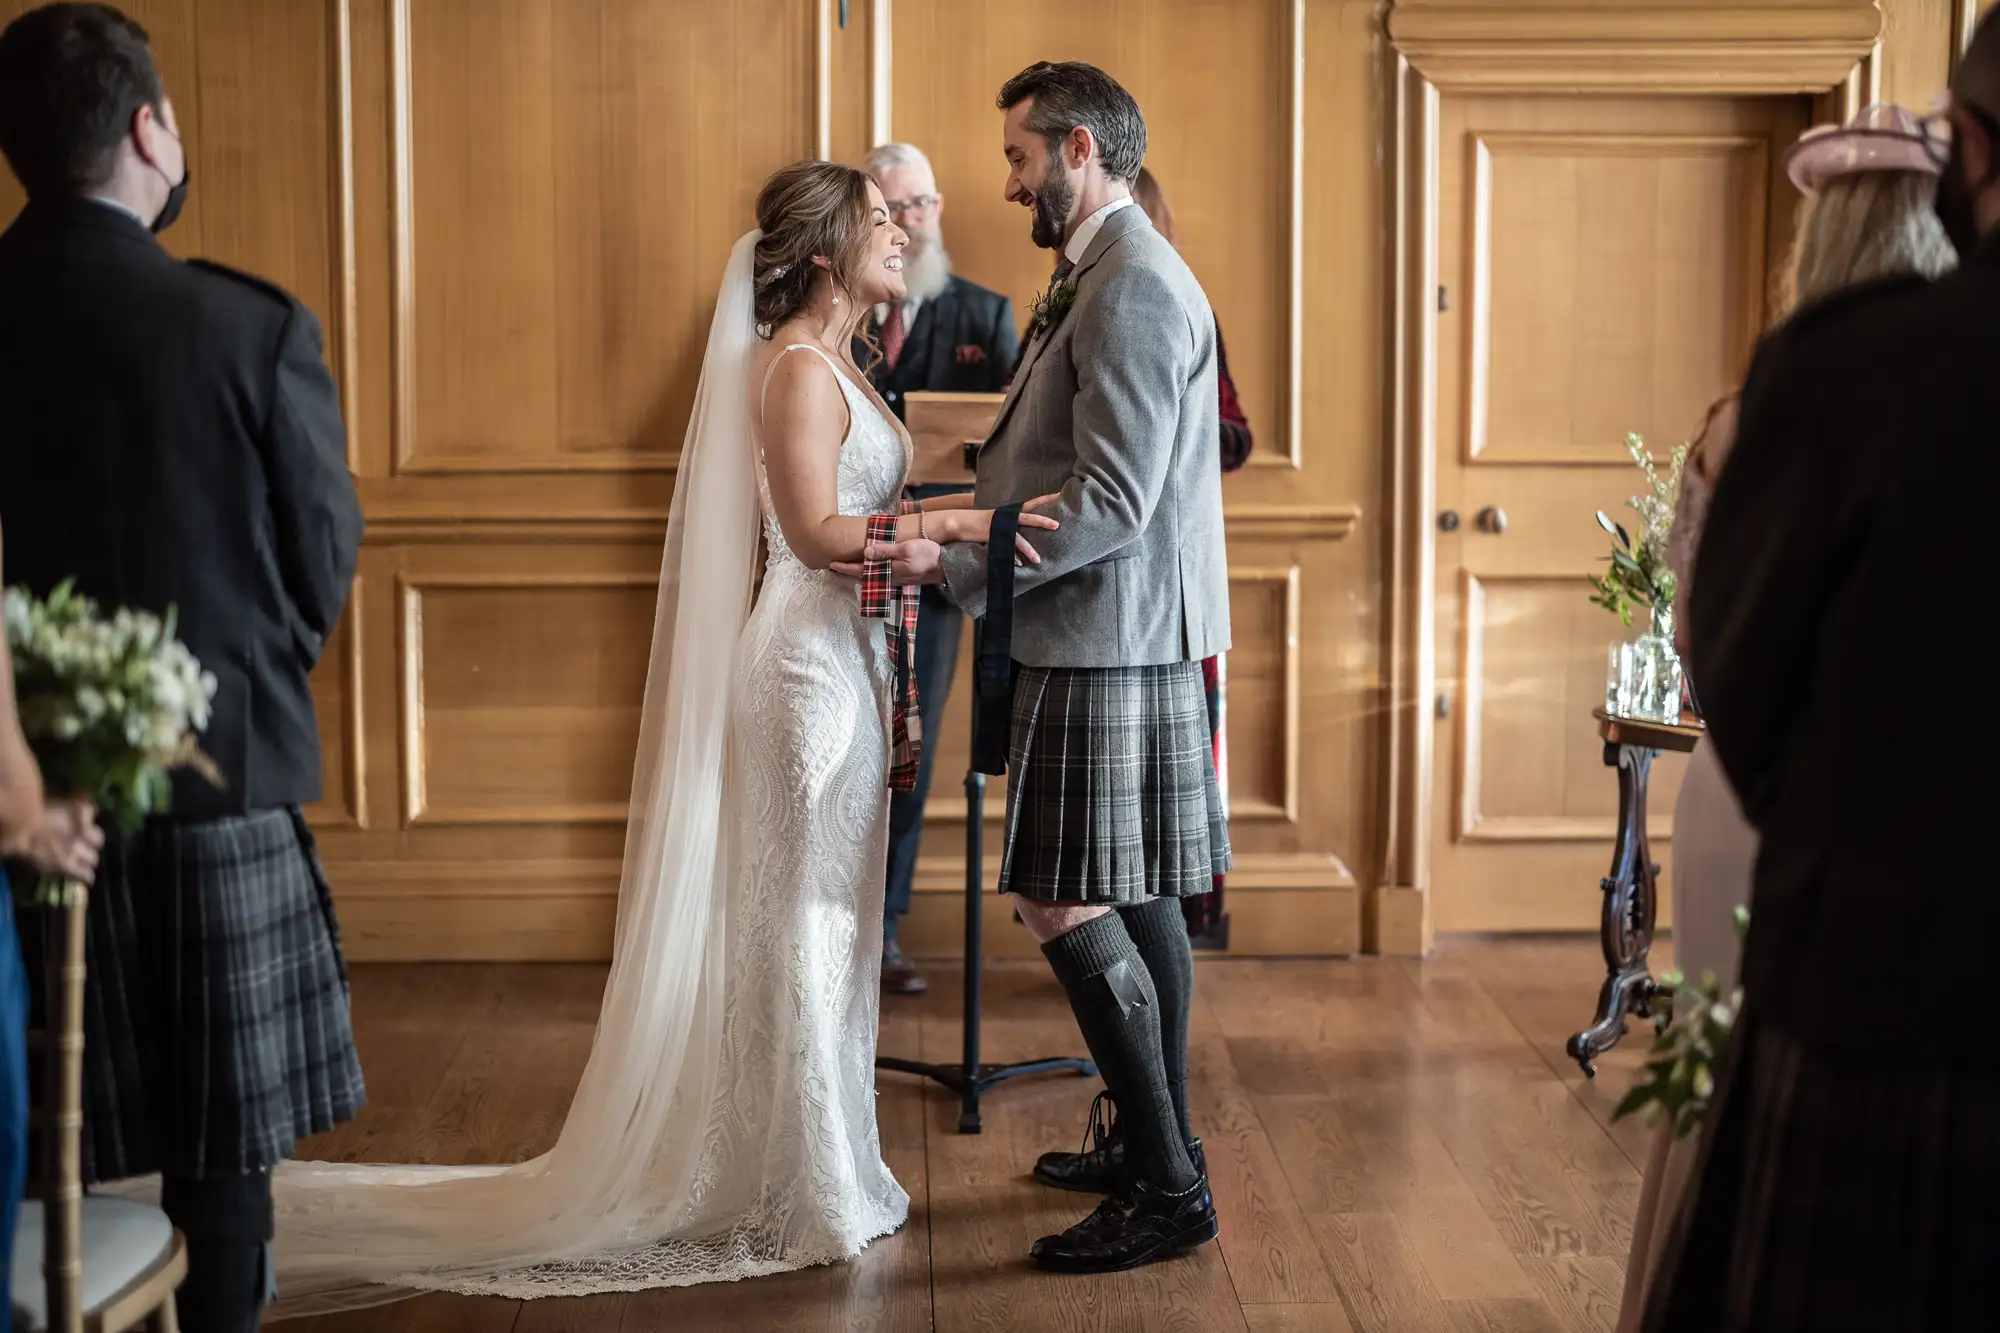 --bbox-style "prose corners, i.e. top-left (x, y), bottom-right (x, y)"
top-left (901, 390), bottom-right (1003, 486)
top-left (873, 389), bottom-right (1097, 1133)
